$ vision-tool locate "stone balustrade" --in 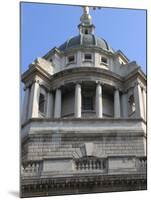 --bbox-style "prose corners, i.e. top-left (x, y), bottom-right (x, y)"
top-left (75, 157), bottom-right (107, 171)
top-left (21, 161), bottom-right (42, 176)
top-left (136, 157), bottom-right (147, 172)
